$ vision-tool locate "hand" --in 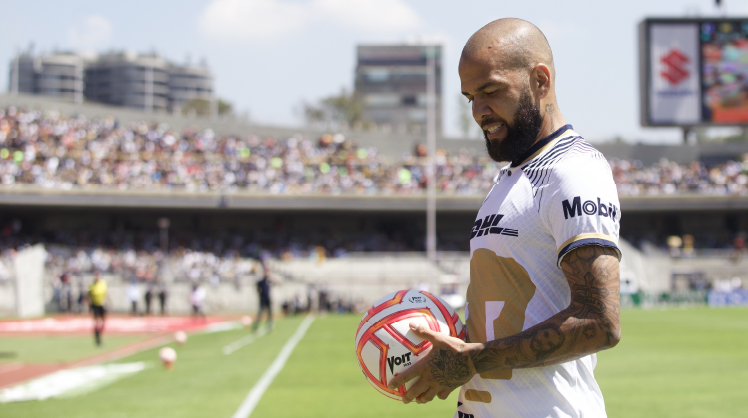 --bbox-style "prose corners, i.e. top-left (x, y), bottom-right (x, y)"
top-left (387, 322), bottom-right (479, 404)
